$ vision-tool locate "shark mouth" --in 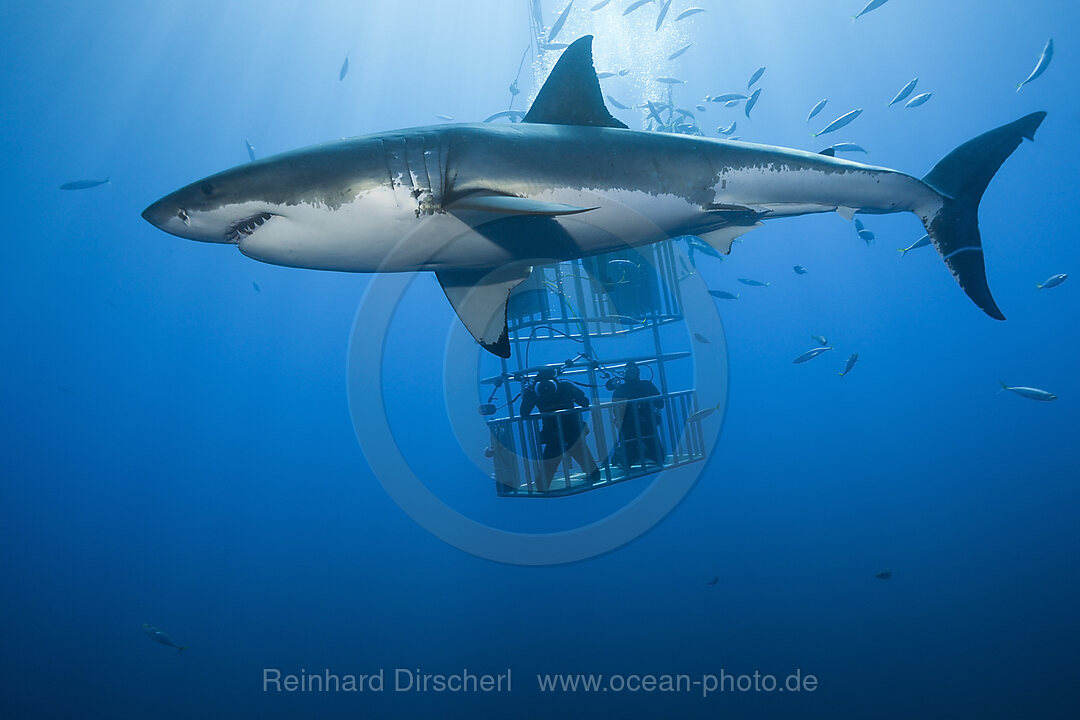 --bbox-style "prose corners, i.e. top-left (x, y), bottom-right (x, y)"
top-left (225, 212), bottom-right (276, 243)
